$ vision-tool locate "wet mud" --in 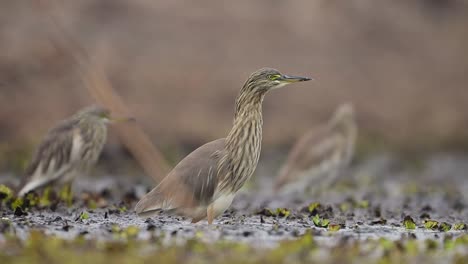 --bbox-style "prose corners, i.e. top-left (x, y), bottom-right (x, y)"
top-left (1, 152), bottom-right (467, 263)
